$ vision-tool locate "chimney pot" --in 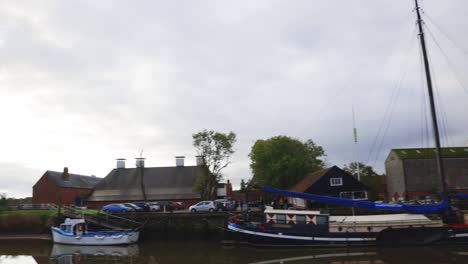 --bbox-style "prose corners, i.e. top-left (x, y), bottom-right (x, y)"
top-left (63, 167), bottom-right (70, 181)
top-left (116, 158), bottom-right (126, 169)
top-left (135, 158), bottom-right (145, 168)
top-left (175, 156), bottom-right (185, 167)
